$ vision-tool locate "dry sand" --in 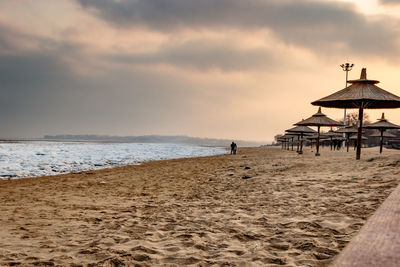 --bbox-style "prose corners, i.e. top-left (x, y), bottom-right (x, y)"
top-left (0, 146), bottom-right (400, 266)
